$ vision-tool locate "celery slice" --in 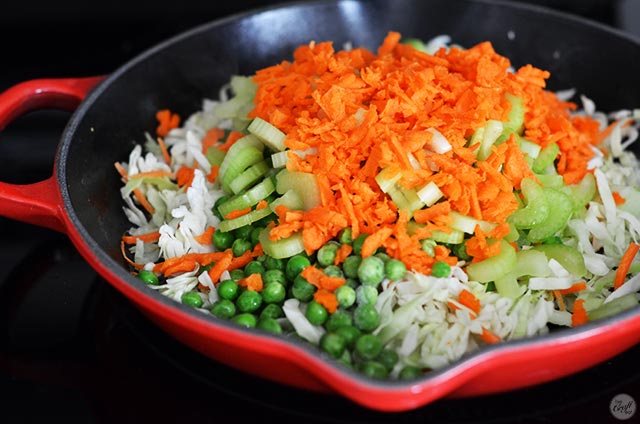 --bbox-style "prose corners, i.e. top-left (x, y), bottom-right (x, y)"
top-left (270, 151), bottom-right (290, 168)
top-left (218, 207), bottom-right (273, 232)
top-left (275, 169), bottom-right (321, 210)
top-left (466, 240), bottom-right (517, 283)
top-left (476, 120), bottom-right (504, 161)
top-left (220, 146), bottom-right (264, 192)
top-left (532, 142), bottom-right (559, 174)
top-left (248, 117), bottom-right (286, 151)
top-left (218, 178), bottom-right (276, 217)
top-left (218, 134), bottom-right (264, 181)
top-left (416, 182), bottom-right (444, 206)
top-left (258, 227), bottom-right (305, 259)
top-left (270, 189), bottom-right (304, 211)
top-left (517, 136), bottom-right (541, 159)
top-left (526, 188), bottom-right (573, 243)
top-left (205, 146), bottom-right (226, 167)
top-left (449, 211), bottom-right (496, 234)
top-left (229, 160), bottom-right (270, 194)
top-left (375, 167), bottom-right (402, 193)
top-left (569, 172), bottom-right (597, 211)
top-left (508, 178), bottom-right (549, 229)
top-left (532, 244), bottom-right (587, 277)
top-left (587, 293), bottom-right (638, 321)
top-left (494, 274), bottom-right (526, 299)
top-left (497, 93), bottom-right (525, 143)
top-left (429, 229), bottom-right (464, 244)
